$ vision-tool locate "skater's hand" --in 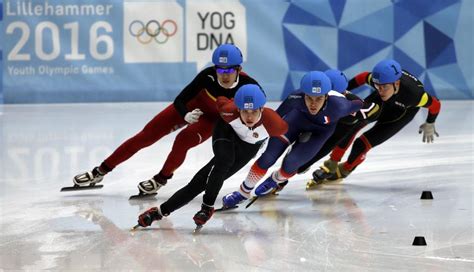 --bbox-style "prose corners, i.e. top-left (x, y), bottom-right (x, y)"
top-left (137, 207), bottom-right (161, 227)
top-left (418, 122), bottom-right (439, 143)
top-left (185, 108), bottom-right (204, 124)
